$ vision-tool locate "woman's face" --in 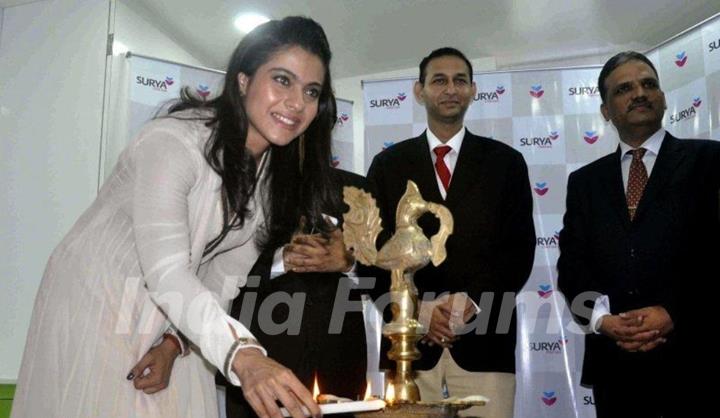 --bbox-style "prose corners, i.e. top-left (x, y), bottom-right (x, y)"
top-left (239, 46), bottom-right (326, 158)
